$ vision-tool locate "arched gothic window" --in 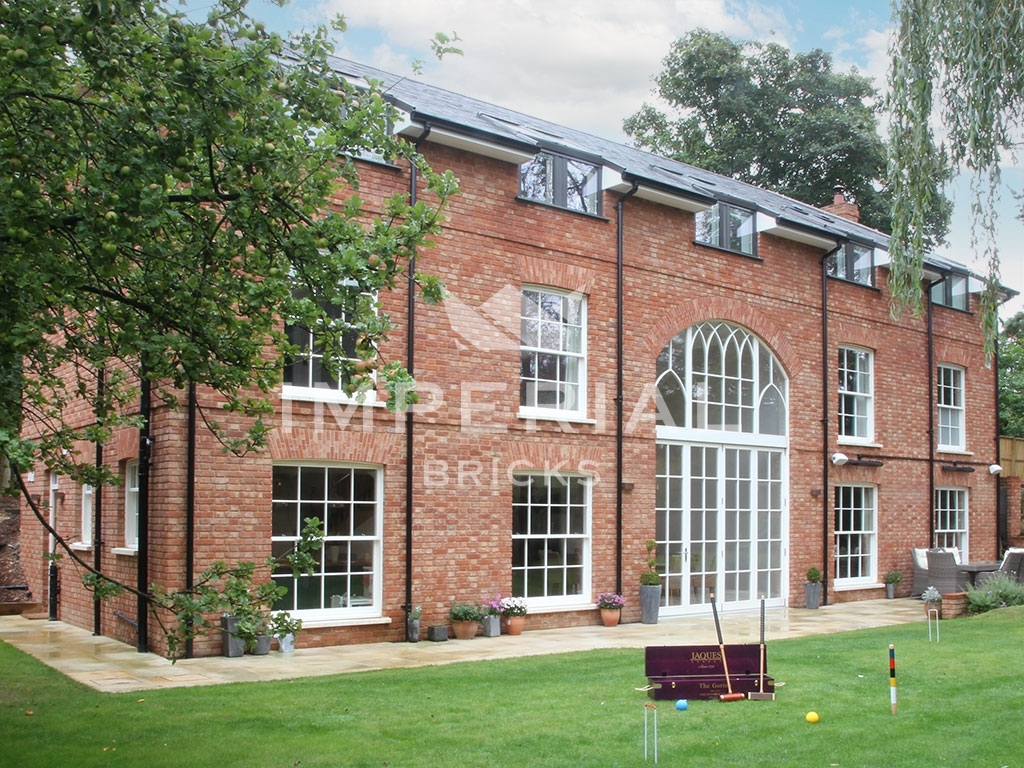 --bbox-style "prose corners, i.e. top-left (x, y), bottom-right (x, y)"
top-left (656, 321), bottom-right (787, 435)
